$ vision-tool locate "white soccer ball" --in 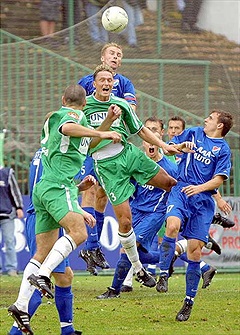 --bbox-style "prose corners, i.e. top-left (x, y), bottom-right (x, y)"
top-left (101, 6), bottom-right (128, 33)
